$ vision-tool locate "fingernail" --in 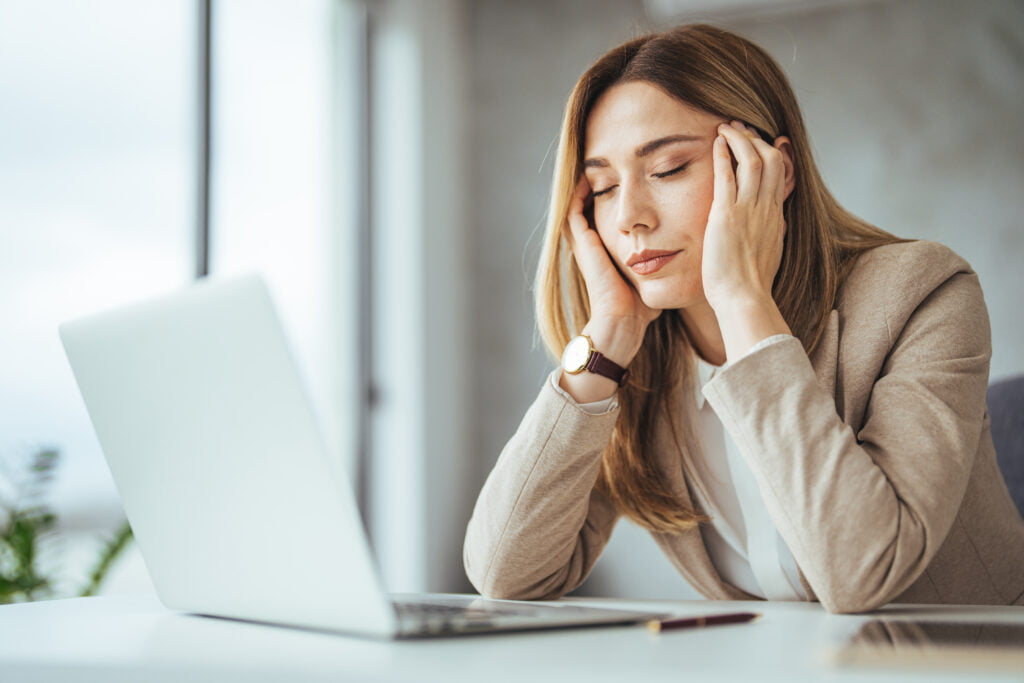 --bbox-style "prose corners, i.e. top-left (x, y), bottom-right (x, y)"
top-left (731, 120), bottom-right (746, 131)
